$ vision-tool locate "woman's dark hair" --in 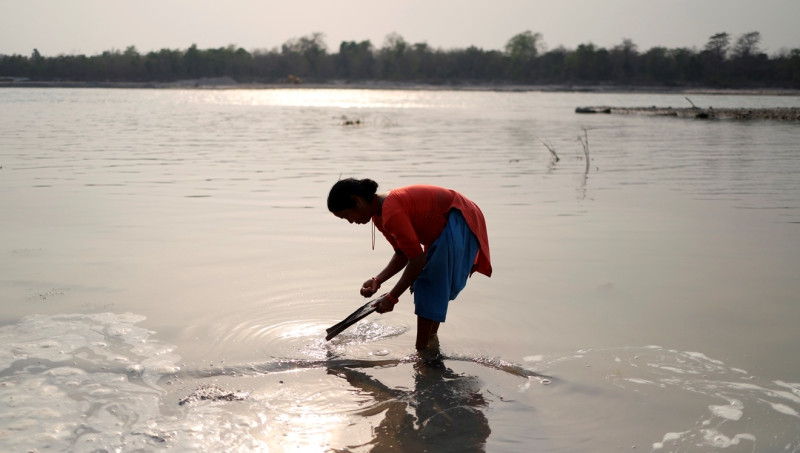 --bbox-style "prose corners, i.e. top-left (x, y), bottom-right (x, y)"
top-left (327, 178), bottom-right (379, 212)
